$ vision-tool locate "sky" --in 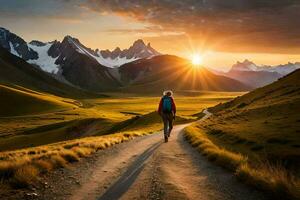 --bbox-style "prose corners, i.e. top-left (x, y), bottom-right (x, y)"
top-left (1, 0), bottom-right (300, 71)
